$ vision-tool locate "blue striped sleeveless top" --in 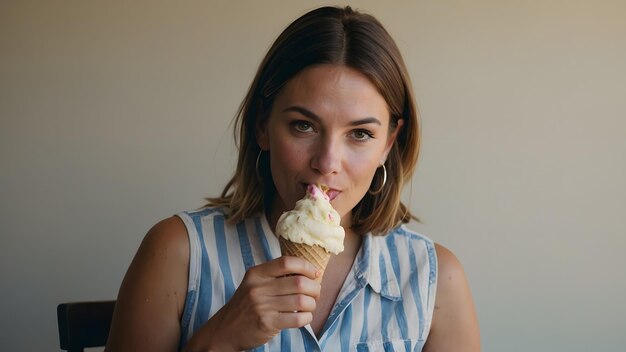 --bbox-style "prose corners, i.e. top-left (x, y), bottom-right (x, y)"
top-left (176, 207), bottom-right (437, 351)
